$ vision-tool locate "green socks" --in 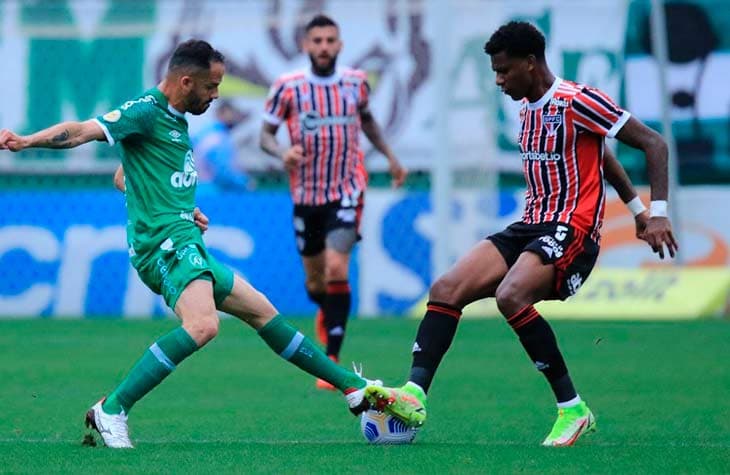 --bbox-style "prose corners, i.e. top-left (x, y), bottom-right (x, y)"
top-left (102, 327), bottom-right (198, 414)
top-left (258, 315), bottom-right (364, 391)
